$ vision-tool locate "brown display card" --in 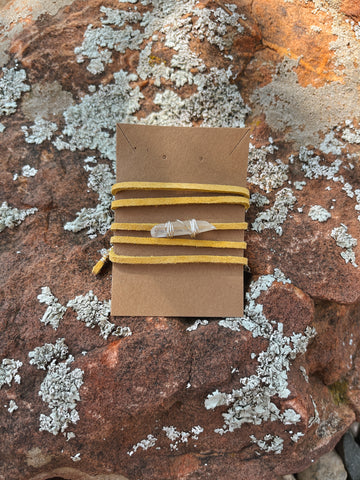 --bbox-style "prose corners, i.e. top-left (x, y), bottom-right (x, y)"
top-left (111, 124), bottom-right (250, 317)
